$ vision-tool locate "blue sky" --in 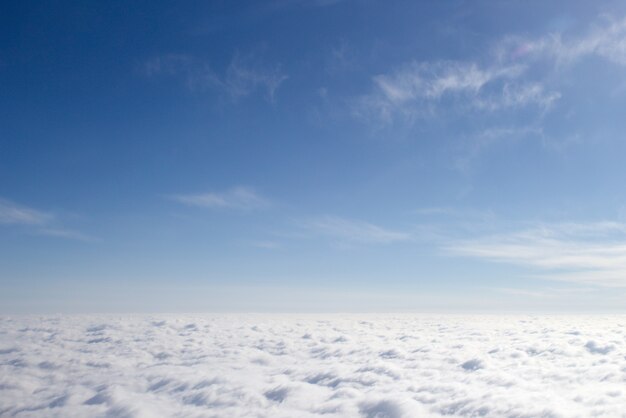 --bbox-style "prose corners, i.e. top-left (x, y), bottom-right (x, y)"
top-left (3, 1), bottom-right (626, 312)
